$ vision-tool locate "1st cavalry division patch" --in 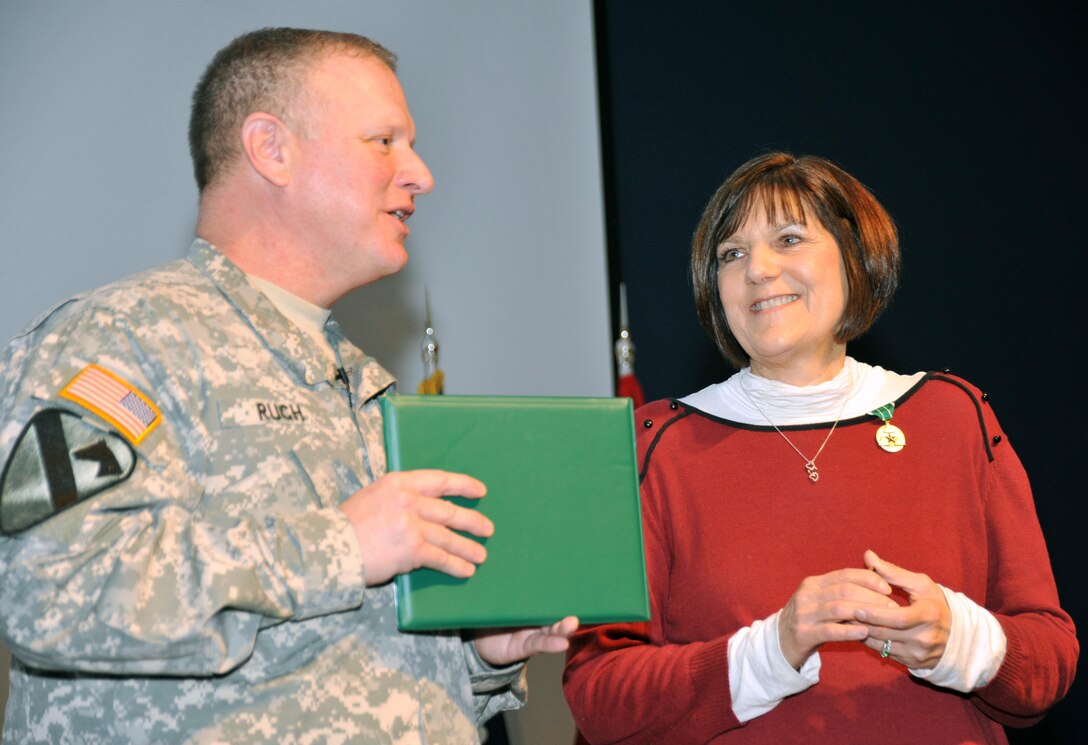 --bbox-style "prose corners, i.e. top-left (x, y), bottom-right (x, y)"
top-left (0, 409), bottom-right (137, 534)
top-left (0, 365), bottom-right (157, 533)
